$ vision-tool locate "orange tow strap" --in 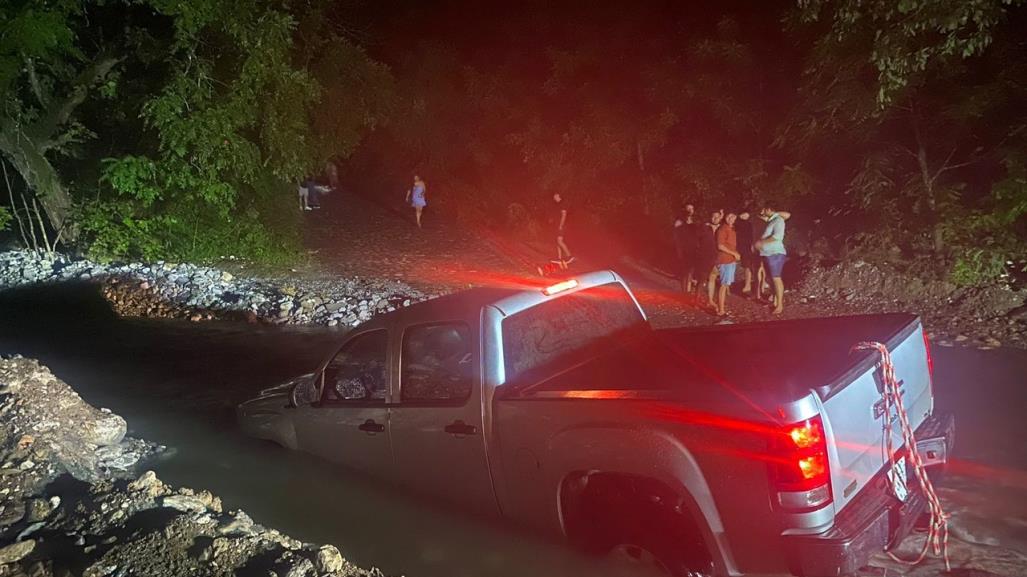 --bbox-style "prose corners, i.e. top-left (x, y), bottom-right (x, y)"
top-left (852, 341), bottom-right (951, 571)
